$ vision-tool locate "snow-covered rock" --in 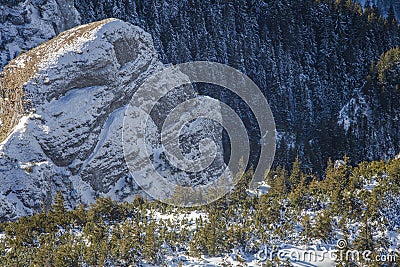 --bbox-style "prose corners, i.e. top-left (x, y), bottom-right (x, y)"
top-left (0, 18), bottom-right (225, 220)
top-left (0, 0), bottom-right (81, 70)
